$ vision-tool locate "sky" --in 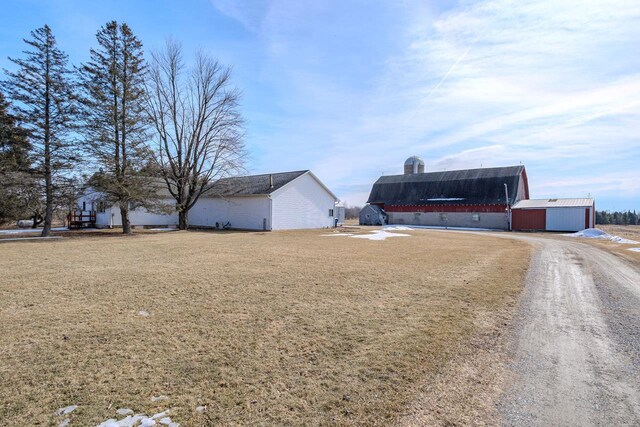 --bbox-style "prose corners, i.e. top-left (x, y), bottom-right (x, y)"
top-left (1, 0), bottom-right (639, 210)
